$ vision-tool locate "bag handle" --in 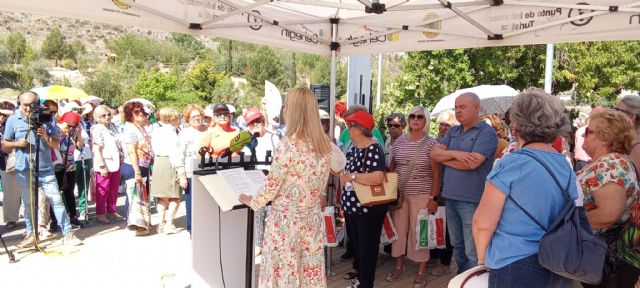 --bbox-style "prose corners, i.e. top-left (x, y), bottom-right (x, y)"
top-left (395, 135), bottom-right (430, 191)
top-left (508, 149), bottom-right (573, 231)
